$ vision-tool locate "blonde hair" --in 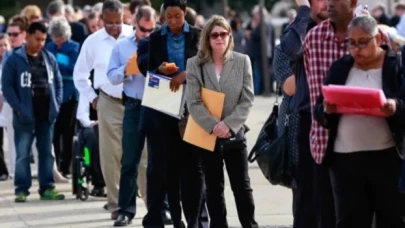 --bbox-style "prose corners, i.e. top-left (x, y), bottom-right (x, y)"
top-left (198, 15), bottom-right (234, 65)
top-left (21, 5), bottom-right (42, 23)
